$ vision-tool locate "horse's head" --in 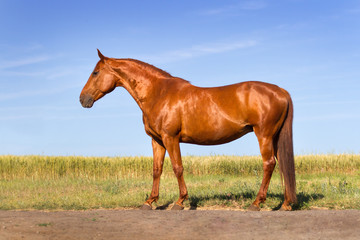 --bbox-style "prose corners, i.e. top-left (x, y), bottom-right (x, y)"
top-left (80, 49), bottom-right (119, 108)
